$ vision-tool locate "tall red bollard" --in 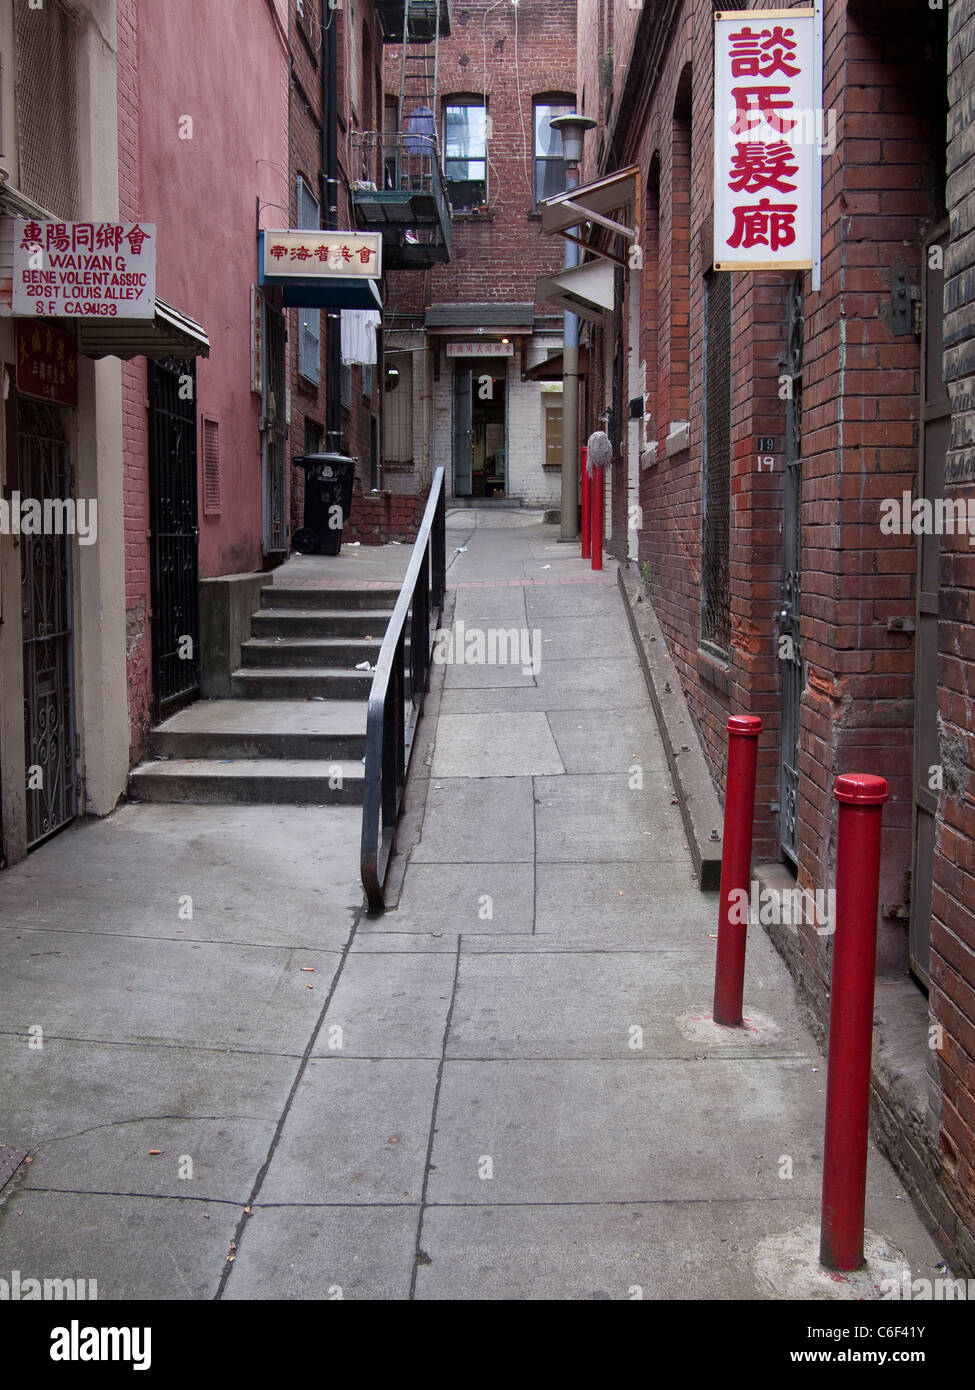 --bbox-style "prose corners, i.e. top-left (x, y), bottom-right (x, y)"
top-left (580, 447), bottom-right (591, 559)
top-left (591, 465), bottom-right (603, 570)
top-left (820, 772), bottom-right (889, 1271)
top-left (712, 715), bottom-right (762, 1026)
